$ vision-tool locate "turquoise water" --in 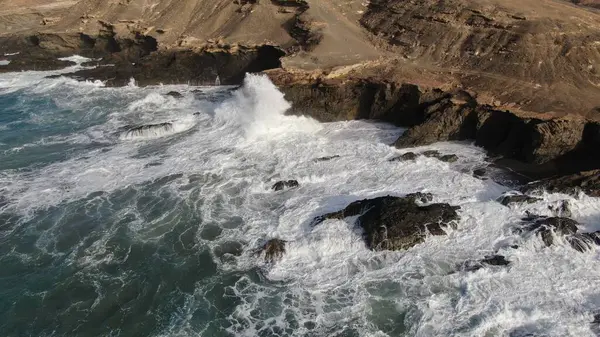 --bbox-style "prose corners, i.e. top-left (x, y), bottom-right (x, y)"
top-left (1, 63), bottom-right (600, 337)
